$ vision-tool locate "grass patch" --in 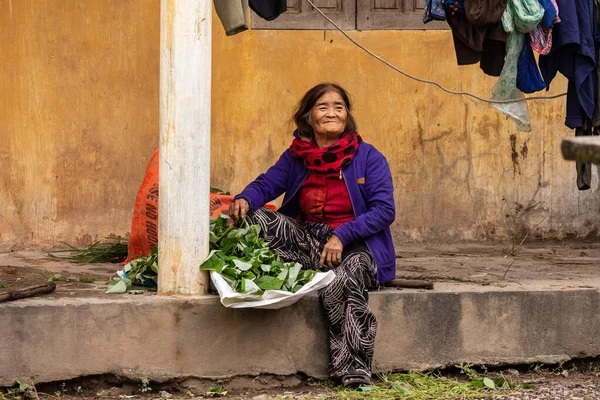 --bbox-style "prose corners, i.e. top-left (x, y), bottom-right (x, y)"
top-left (332, 371), bottom-right (504, 400)
top-left (48, 238), bottom-right (128, 264)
